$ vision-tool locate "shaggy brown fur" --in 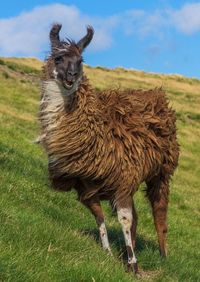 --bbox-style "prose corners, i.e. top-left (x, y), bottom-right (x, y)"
top-left (39, 24), bottom-right (179, 273)
top-left (40, 58), bottom-right (179, 204)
